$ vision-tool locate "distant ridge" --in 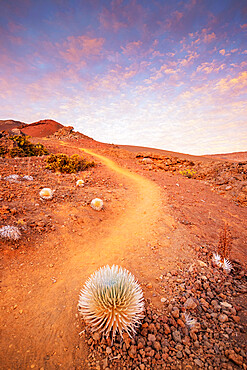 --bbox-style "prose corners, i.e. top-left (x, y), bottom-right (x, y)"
top-left (0, 119), bottom-right (26, 131)
top-left (21, 119), bottom-right (63, 137)
top-left (0, 119), bottom-right (63, 137)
